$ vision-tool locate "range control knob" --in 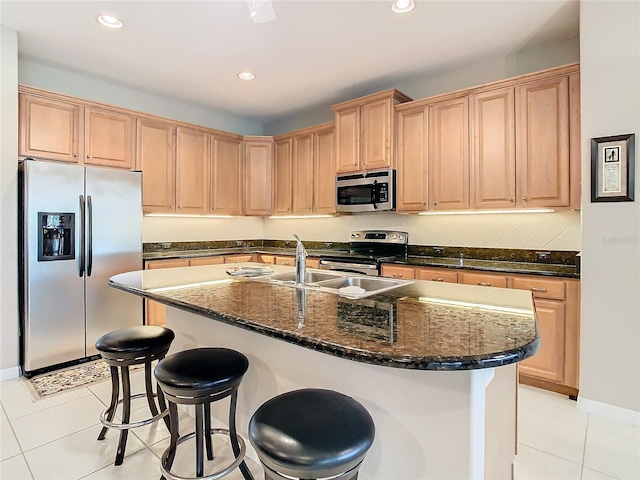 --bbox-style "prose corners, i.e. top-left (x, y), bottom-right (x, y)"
top-left (392, 234), bottom-right (397, 239)
top-left (400, 235), bottom-right (405, 241)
